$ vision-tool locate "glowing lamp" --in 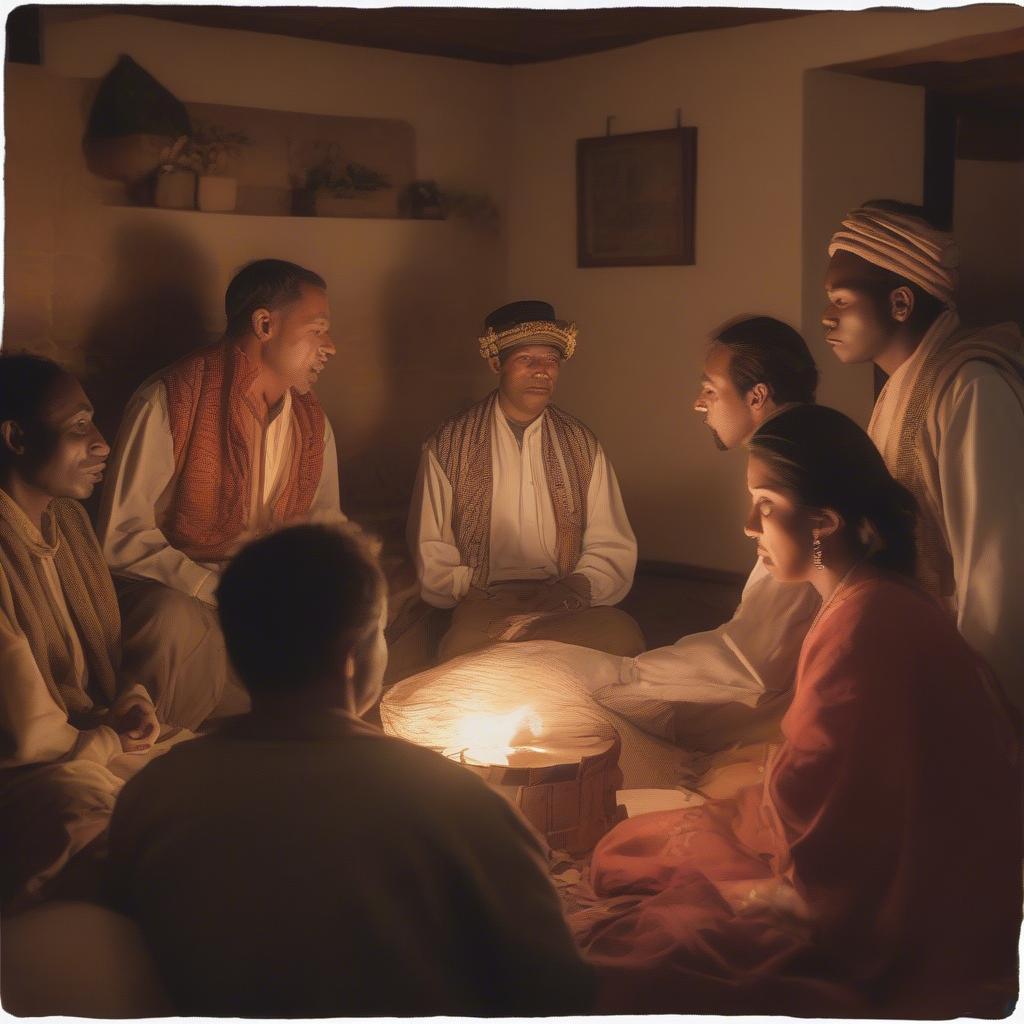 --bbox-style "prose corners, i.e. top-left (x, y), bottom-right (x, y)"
top-left (381, 642), bottom-right (627, 854)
